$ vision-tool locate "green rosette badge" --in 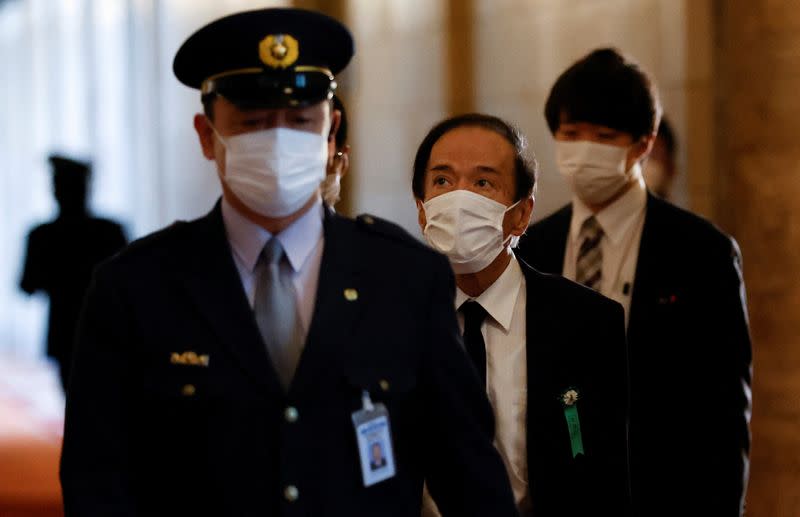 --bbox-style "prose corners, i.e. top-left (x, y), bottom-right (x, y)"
top-left (559, 388), bottom-right (584, 458)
